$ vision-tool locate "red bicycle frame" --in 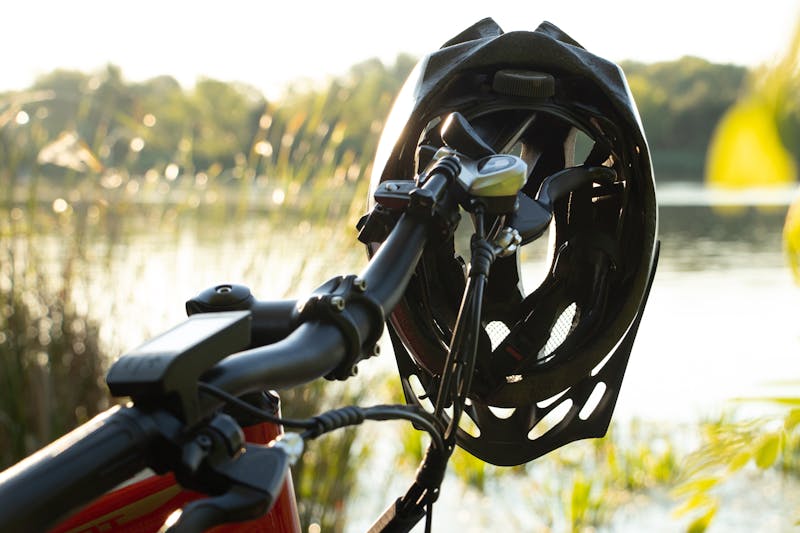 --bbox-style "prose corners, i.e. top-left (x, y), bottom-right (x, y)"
top-left (49, 421), bottom-right (301, 533)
